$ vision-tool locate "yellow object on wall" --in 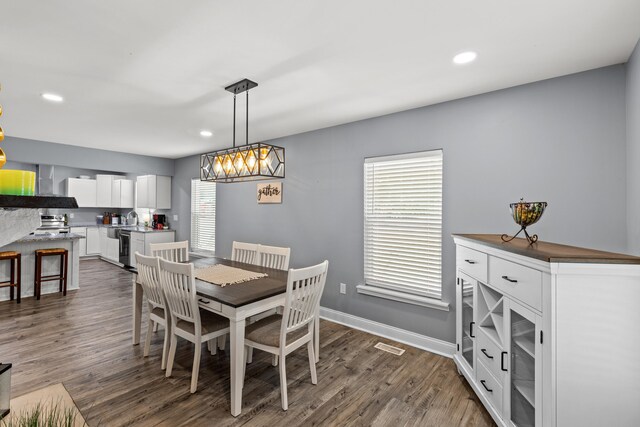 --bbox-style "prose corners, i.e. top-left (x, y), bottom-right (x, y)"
top-left (0, 170), bottom-right (36, 195)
